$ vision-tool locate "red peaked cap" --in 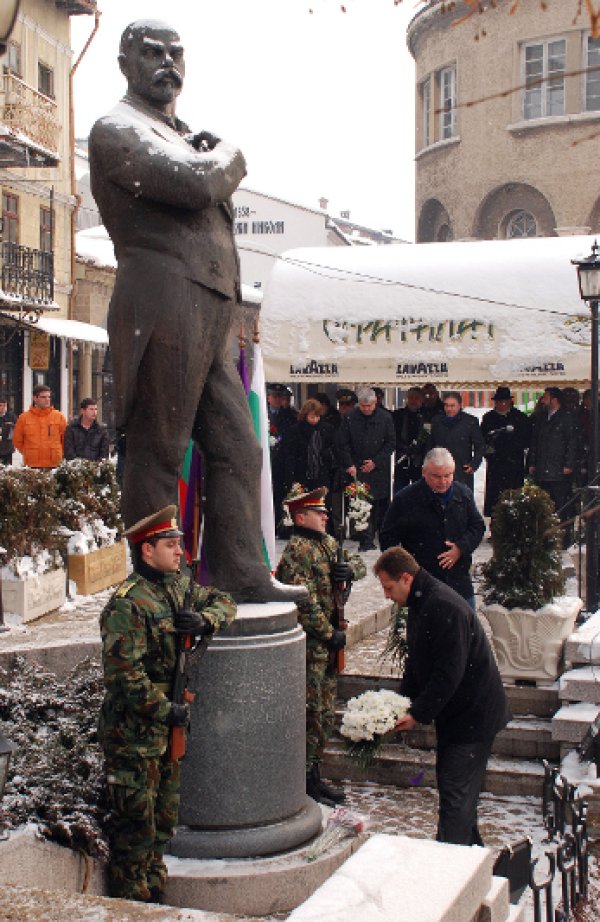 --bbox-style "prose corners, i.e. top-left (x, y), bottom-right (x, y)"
top-left (123, 504), bottom-right (183, 544)
top-left (284, 486), bottom-right (329, 515)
